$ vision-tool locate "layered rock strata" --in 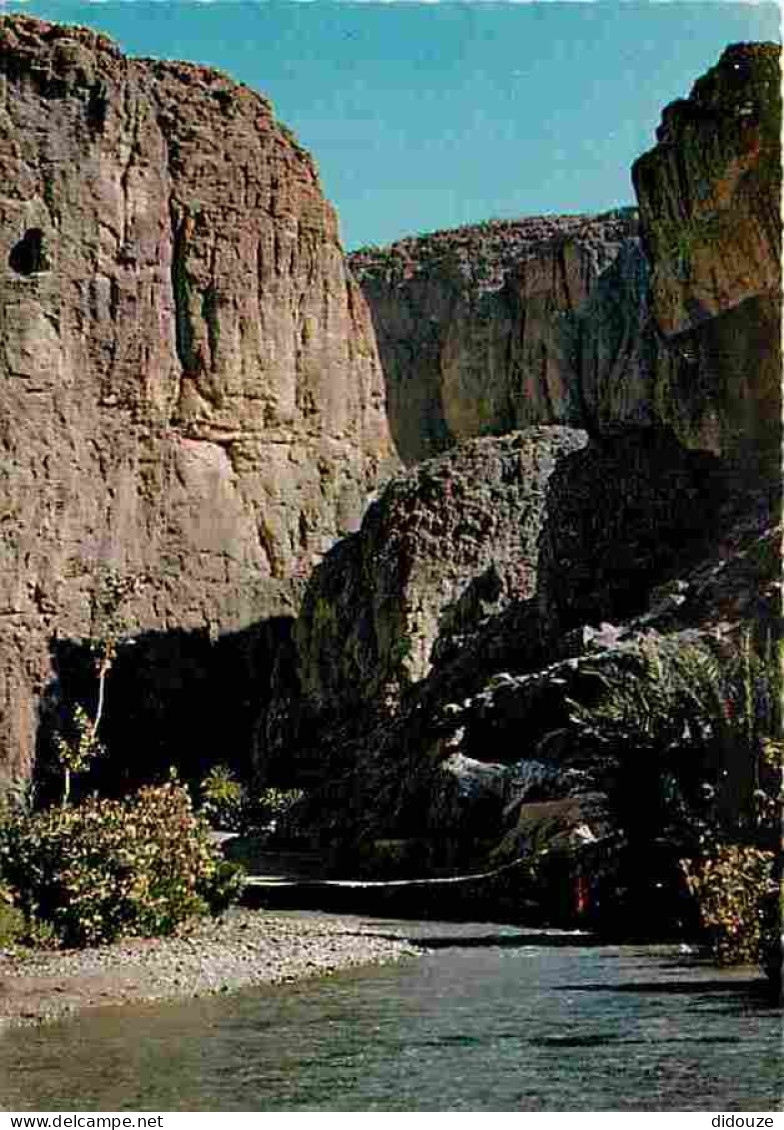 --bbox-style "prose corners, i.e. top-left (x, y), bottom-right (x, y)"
top-left (0, 16), bottom-right (394, 781)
